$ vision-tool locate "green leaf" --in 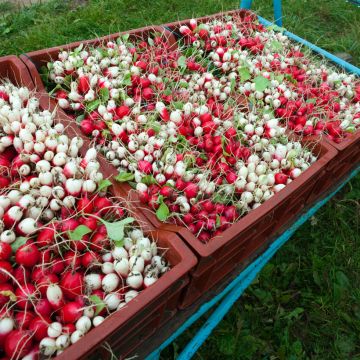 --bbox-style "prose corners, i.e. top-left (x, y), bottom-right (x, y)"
top-left (274, 74), bottom-right (285, 83)
top-left (254, 76), bottom-right (270, 92)
top-left (173, 101), bottom-right (184, 110)
top-left (151, 122), bottom-right (161, 133)
top-left (270, 40), bottom-right (283, 51)
top-left (99, 87), bottom-right (110, 102)
top-left (230, 78), bottom-right (236, 92)
top-left (306, 98), bottom-right (317, 104)
top-left (97, 179), bottom-right (112, 192)
top-left (114, 172), bottom-right (135, 182)
top-left (216, 215), bottom-right (221, 227)
top-left (11, 237), bottom-right (27, 252)
top-left (121, 33), bottom-right (130, 42)
top-left (99, 217), bottom-right (135, 242)
top-left (68, 225), bottom-right (91, 241)
top-left (86, 99), bottom-right (101, 113)
top-left (141, 175), bottom-right (157, 185)
top-left (148, 37), bottom-right (154, 46)
top-left (238, 67), bottom-right (251, 82)
top-left (89, 295), bottom-right (106, 315)
top-left (156, 202), bottom-right (170, 222)
top-left (76, 114), bottom-right (85, 124)
top-left (129, 181), bottom-right (137, 189)
top-left (122, 73), bottom-right (132, 86)
top-left (177, 56), bottom-right (187, 69)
